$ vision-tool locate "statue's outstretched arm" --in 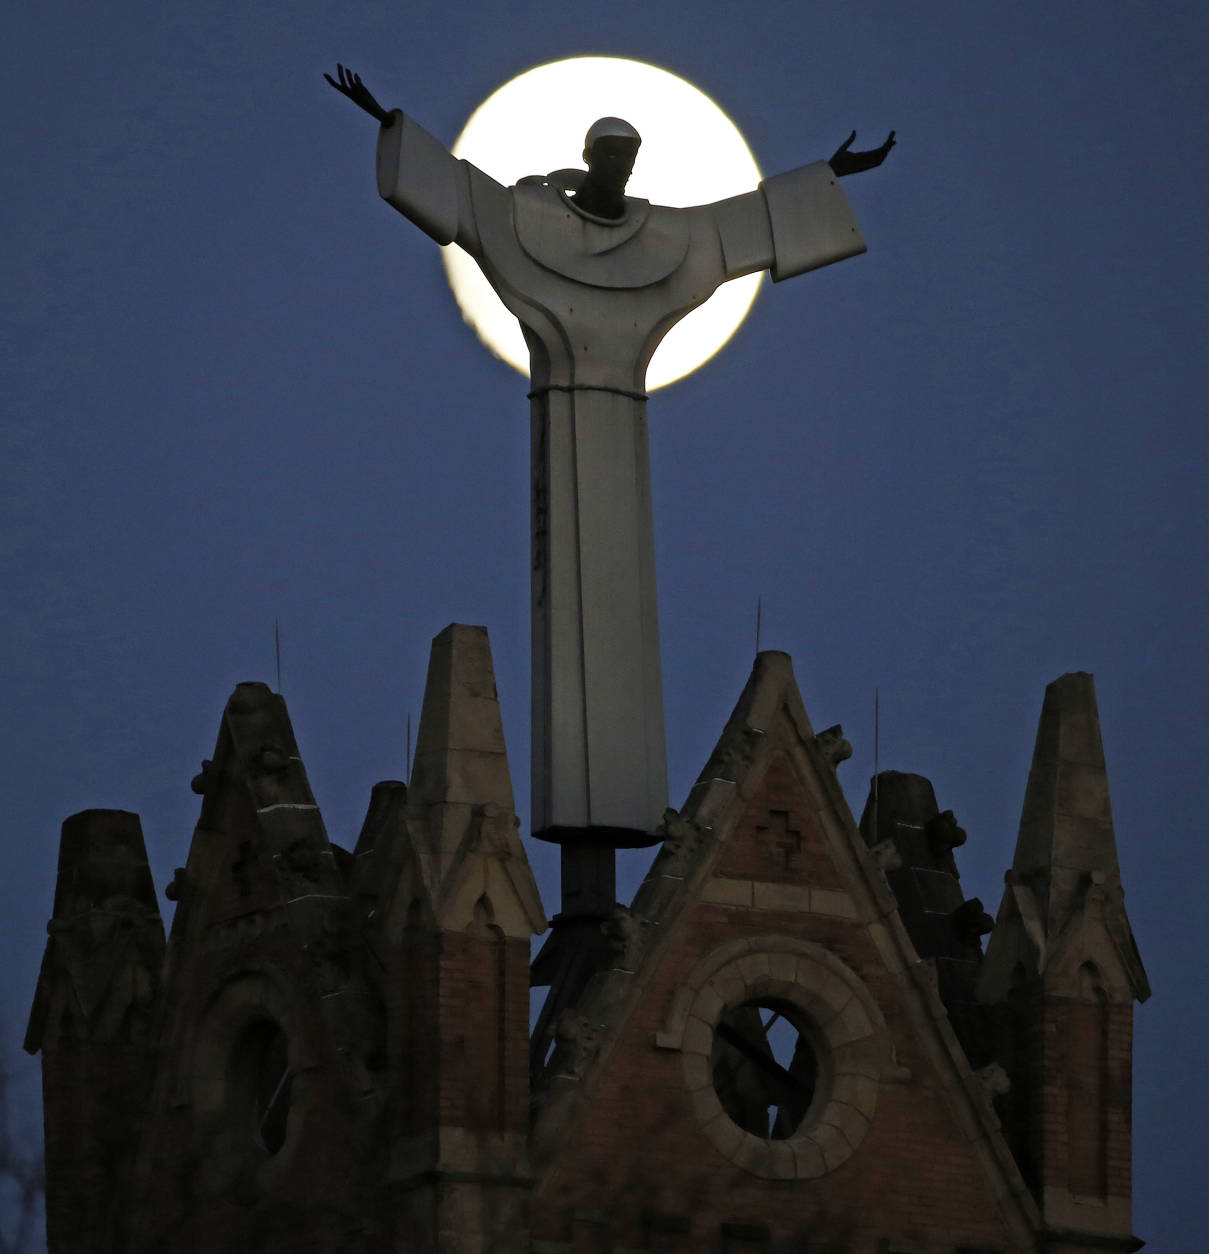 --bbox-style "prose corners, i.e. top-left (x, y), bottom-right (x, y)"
top-left (325, 64), bottom-right (394, 126)
top-left (829, 130), bottom-right (895, 177)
